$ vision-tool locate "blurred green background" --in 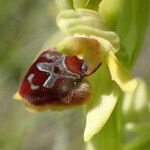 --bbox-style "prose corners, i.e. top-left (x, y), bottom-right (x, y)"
top-left (0, 1), bottom-right (85, 150)
top-left (0, 0), bottom-right (149, 150)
